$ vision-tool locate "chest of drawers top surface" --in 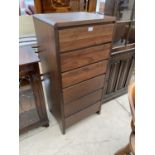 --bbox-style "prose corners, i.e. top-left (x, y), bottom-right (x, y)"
top-left (33, 12), bottom-right (115, 27)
